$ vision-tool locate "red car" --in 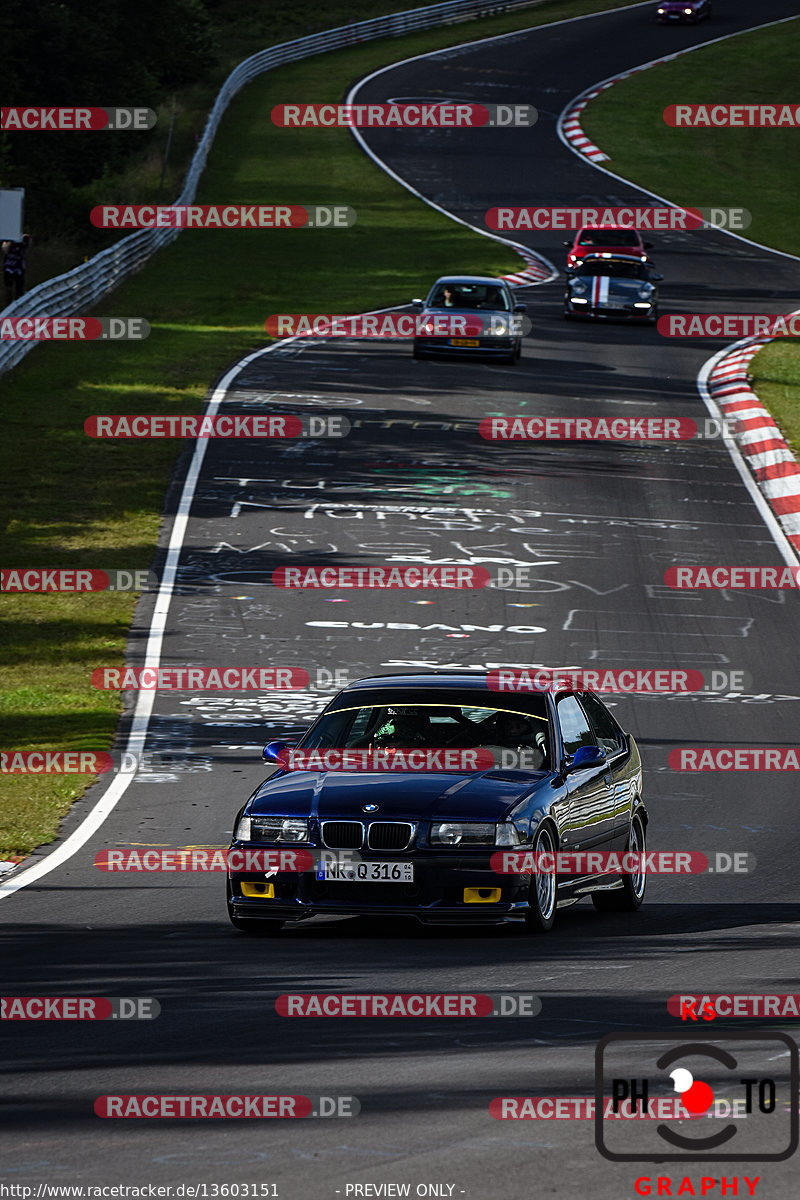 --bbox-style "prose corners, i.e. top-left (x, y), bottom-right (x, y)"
top-left (564, 226), bottom-right (653, 269)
